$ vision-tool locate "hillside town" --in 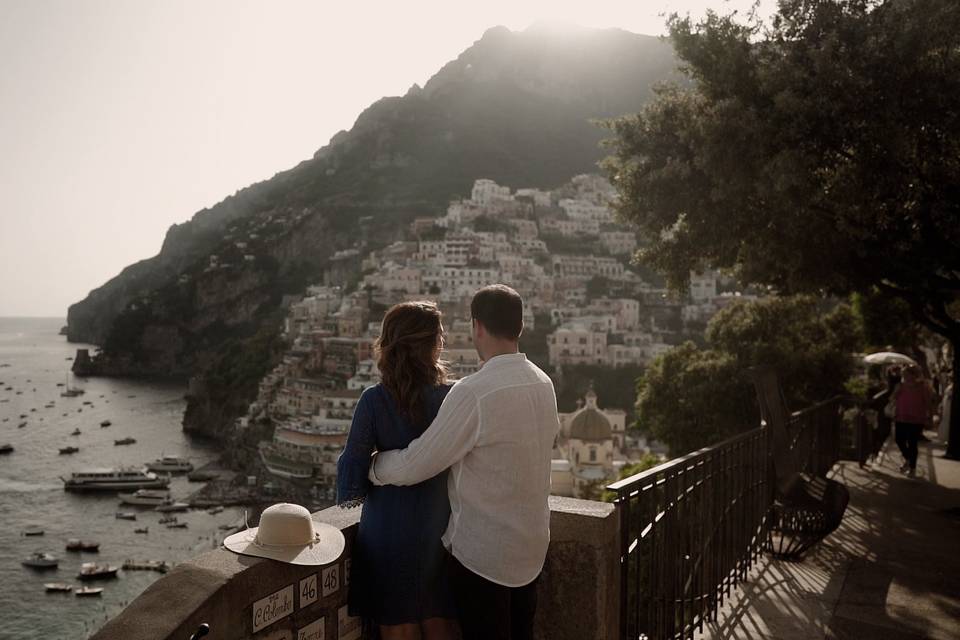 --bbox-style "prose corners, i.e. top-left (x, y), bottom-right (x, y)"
top-left (240, 175), bottom-right (751, 500)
